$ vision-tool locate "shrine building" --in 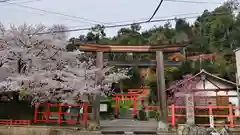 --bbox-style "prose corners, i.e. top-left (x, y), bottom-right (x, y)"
top-left (167, 69), bottom-right (238, 108)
